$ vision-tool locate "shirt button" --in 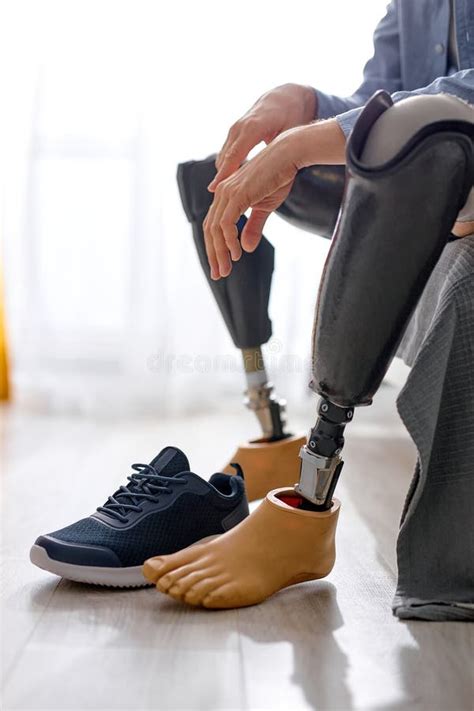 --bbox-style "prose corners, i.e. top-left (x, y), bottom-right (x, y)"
top-left (435, 42), bottom-right (445, 54)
